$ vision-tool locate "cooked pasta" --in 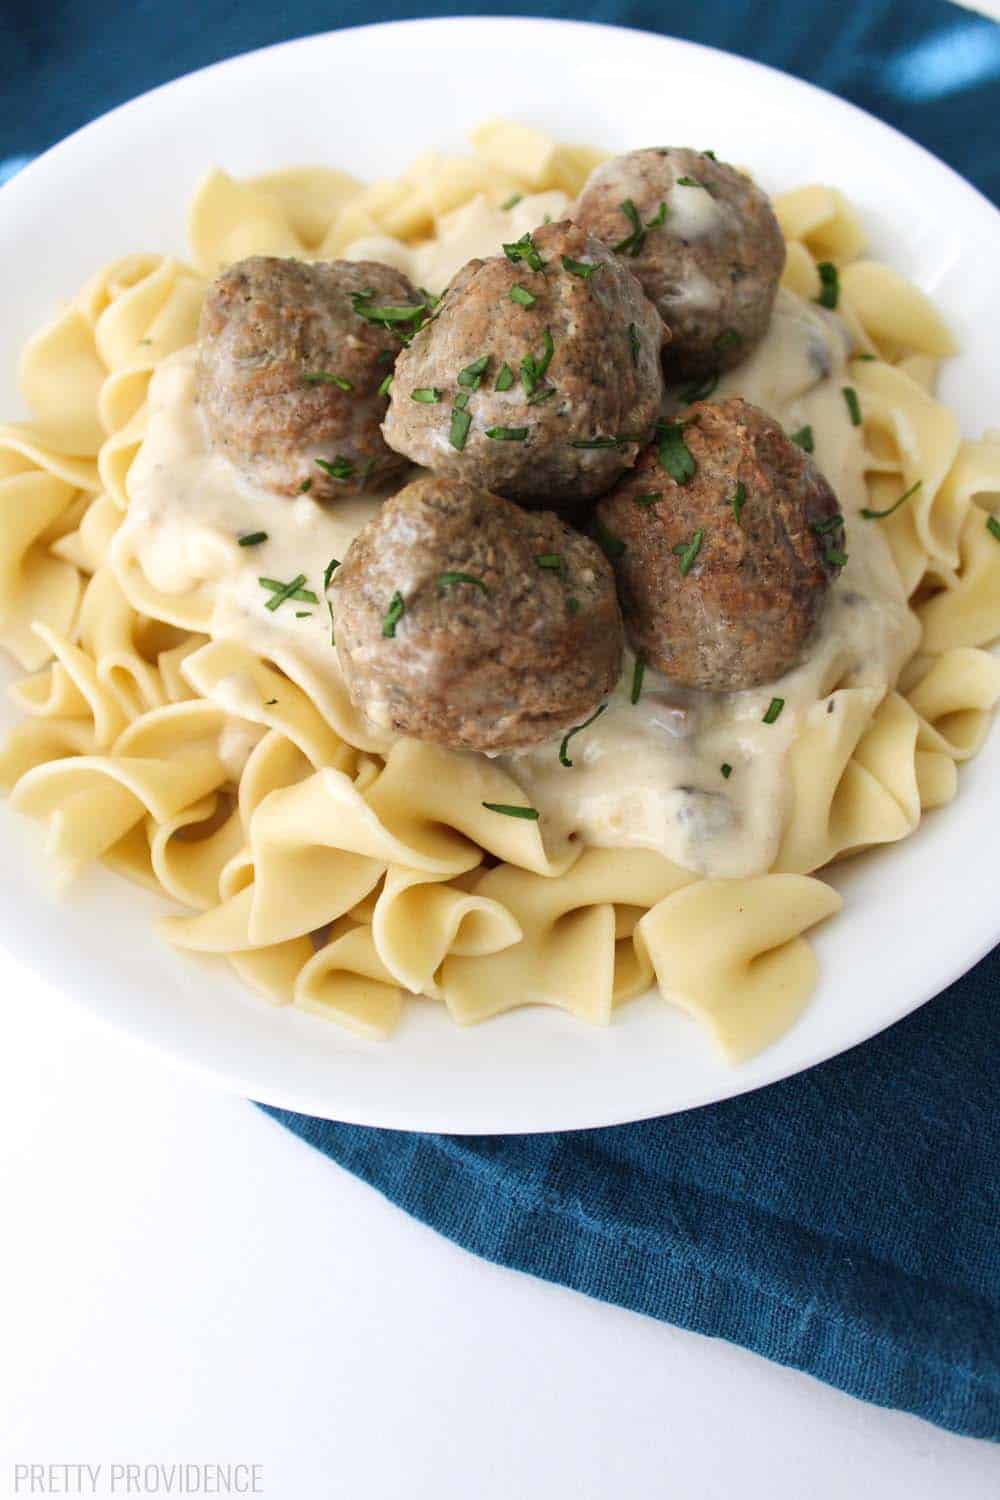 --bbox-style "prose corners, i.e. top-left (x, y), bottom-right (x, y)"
top-left (2, 123), bottom-right (998, 1062)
